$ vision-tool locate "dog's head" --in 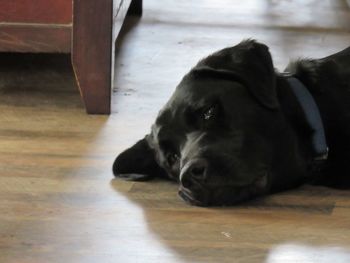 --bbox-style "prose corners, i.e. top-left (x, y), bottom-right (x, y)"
top-left (113, 40), bottom-right (306, 206)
